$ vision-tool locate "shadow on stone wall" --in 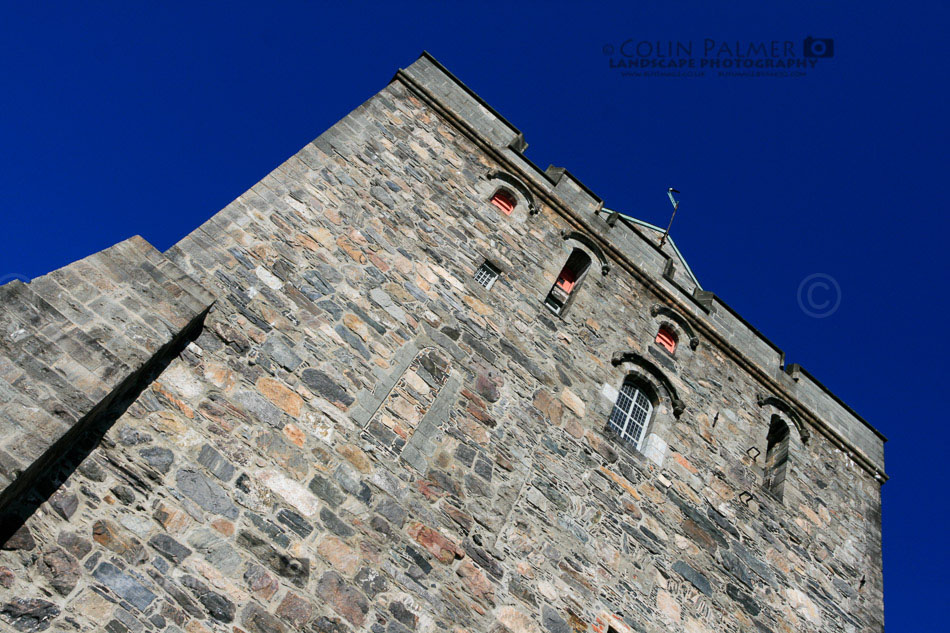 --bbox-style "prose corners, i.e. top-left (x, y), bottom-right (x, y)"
top-left (0, 309), bottom-right (210, 548)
